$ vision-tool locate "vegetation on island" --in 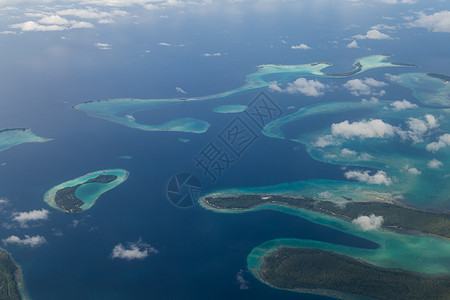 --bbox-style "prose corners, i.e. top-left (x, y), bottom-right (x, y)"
top-left (427, 73), bottom-right (450, 82)
top-left (203, 194), bottom-right (450, 238)
top-left (324, 62), bottom-right (362, 77)
top-left (260, 247), bottom-right (450, 300)
top-left (0, 249), bottom-right (21, 300)
top-left (54, 174), bottom-right (117, 213)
